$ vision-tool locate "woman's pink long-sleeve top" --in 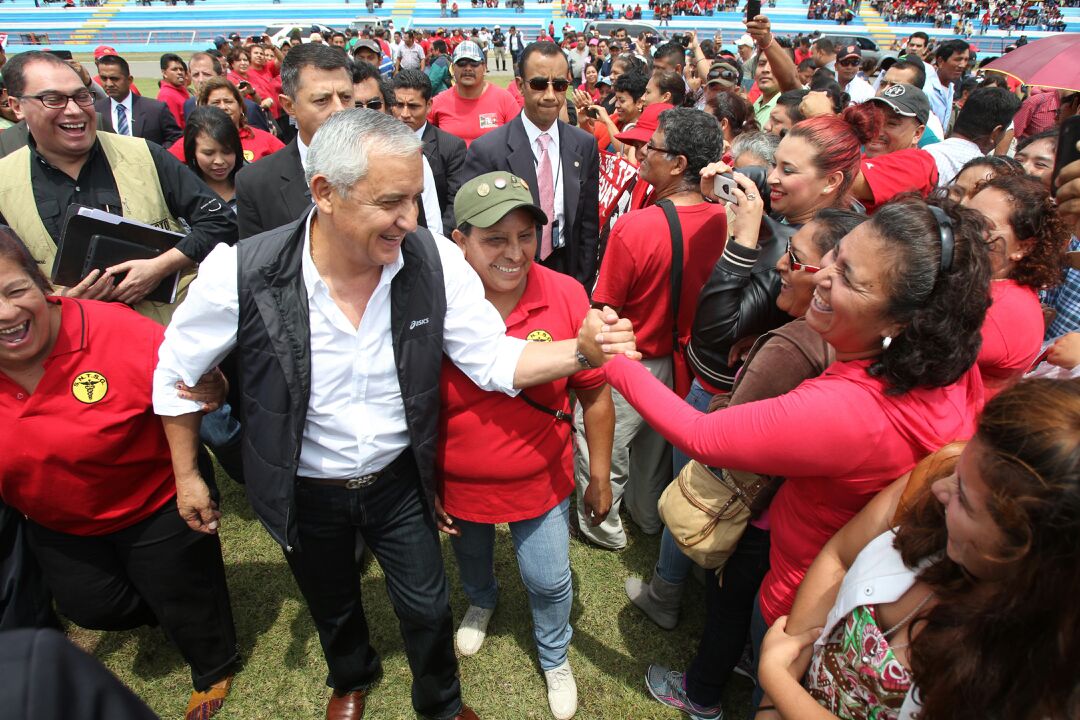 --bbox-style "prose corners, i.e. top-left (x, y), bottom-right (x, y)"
top-left (603, 354), bottom-right (984, 624)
